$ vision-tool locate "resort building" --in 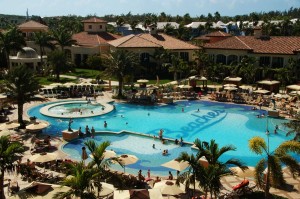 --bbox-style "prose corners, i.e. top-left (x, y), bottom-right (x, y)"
top-left (9, 47), bottom-right (45, 71)
top-left (203, 29), bottom-right (300, 68)
top-left (70, 17), bottom-right (122, 66)
top-left (108, 25), bottom-right (199, 75)
top-left (18, 20), bottom-right (49, 40)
